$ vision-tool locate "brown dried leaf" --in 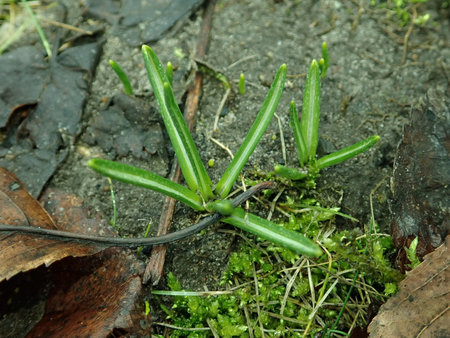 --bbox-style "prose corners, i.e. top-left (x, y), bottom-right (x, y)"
top-left (0, 167), bottom-right (100, 282)
top-left (28, 248), bottom-right (145, 337)
top-left (0, 168), bottom-right (146, 336)
top-left (368, 235), bottom-right (450, 337)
